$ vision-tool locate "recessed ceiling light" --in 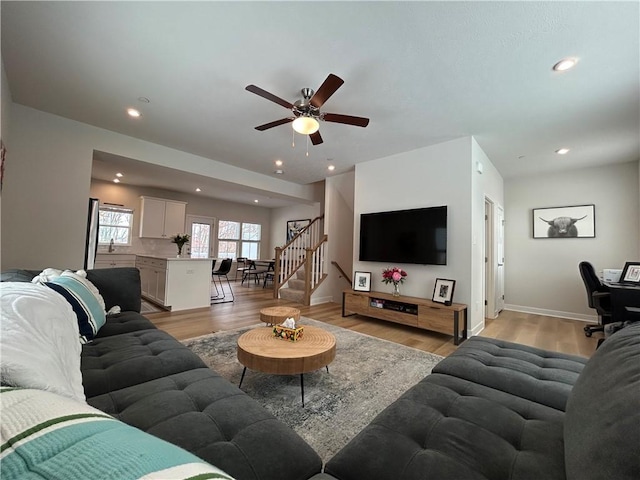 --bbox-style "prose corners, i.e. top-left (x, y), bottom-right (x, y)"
top-left (115, 172), bottom-right (123, 177)
top-left (195, 187), bottom-right (201, 192)
top-left (127, 108), bottom-right (141, 118)
top-left (328, 165), bottom-right (336, 171)
top-left (113, 178), bottom-right (120, 183)
top-left (275, 159), bottom-right (283, 166)
top-left (254, 199), bottom-right (259, 203)
top-left (555, 148), bottom-right (570, 155)
top-left (137, 97), bottom-right (150, 103)
top-left (274, 169), bottom-right (284, 175)
top-left (552, 58), bottom-right (578, 71)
